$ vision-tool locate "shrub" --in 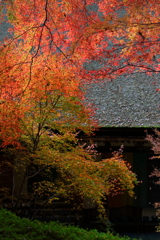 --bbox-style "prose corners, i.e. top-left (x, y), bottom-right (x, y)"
top-left (0, 209), bottom-right (137, 240)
